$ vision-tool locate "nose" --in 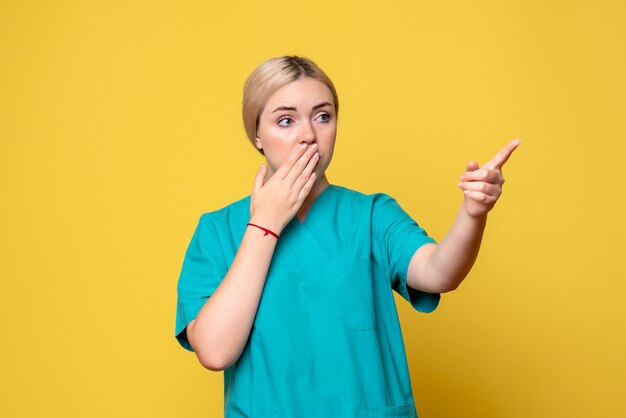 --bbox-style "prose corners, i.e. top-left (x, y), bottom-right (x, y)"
top-left (298, 121), bottom-right (316, 145)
